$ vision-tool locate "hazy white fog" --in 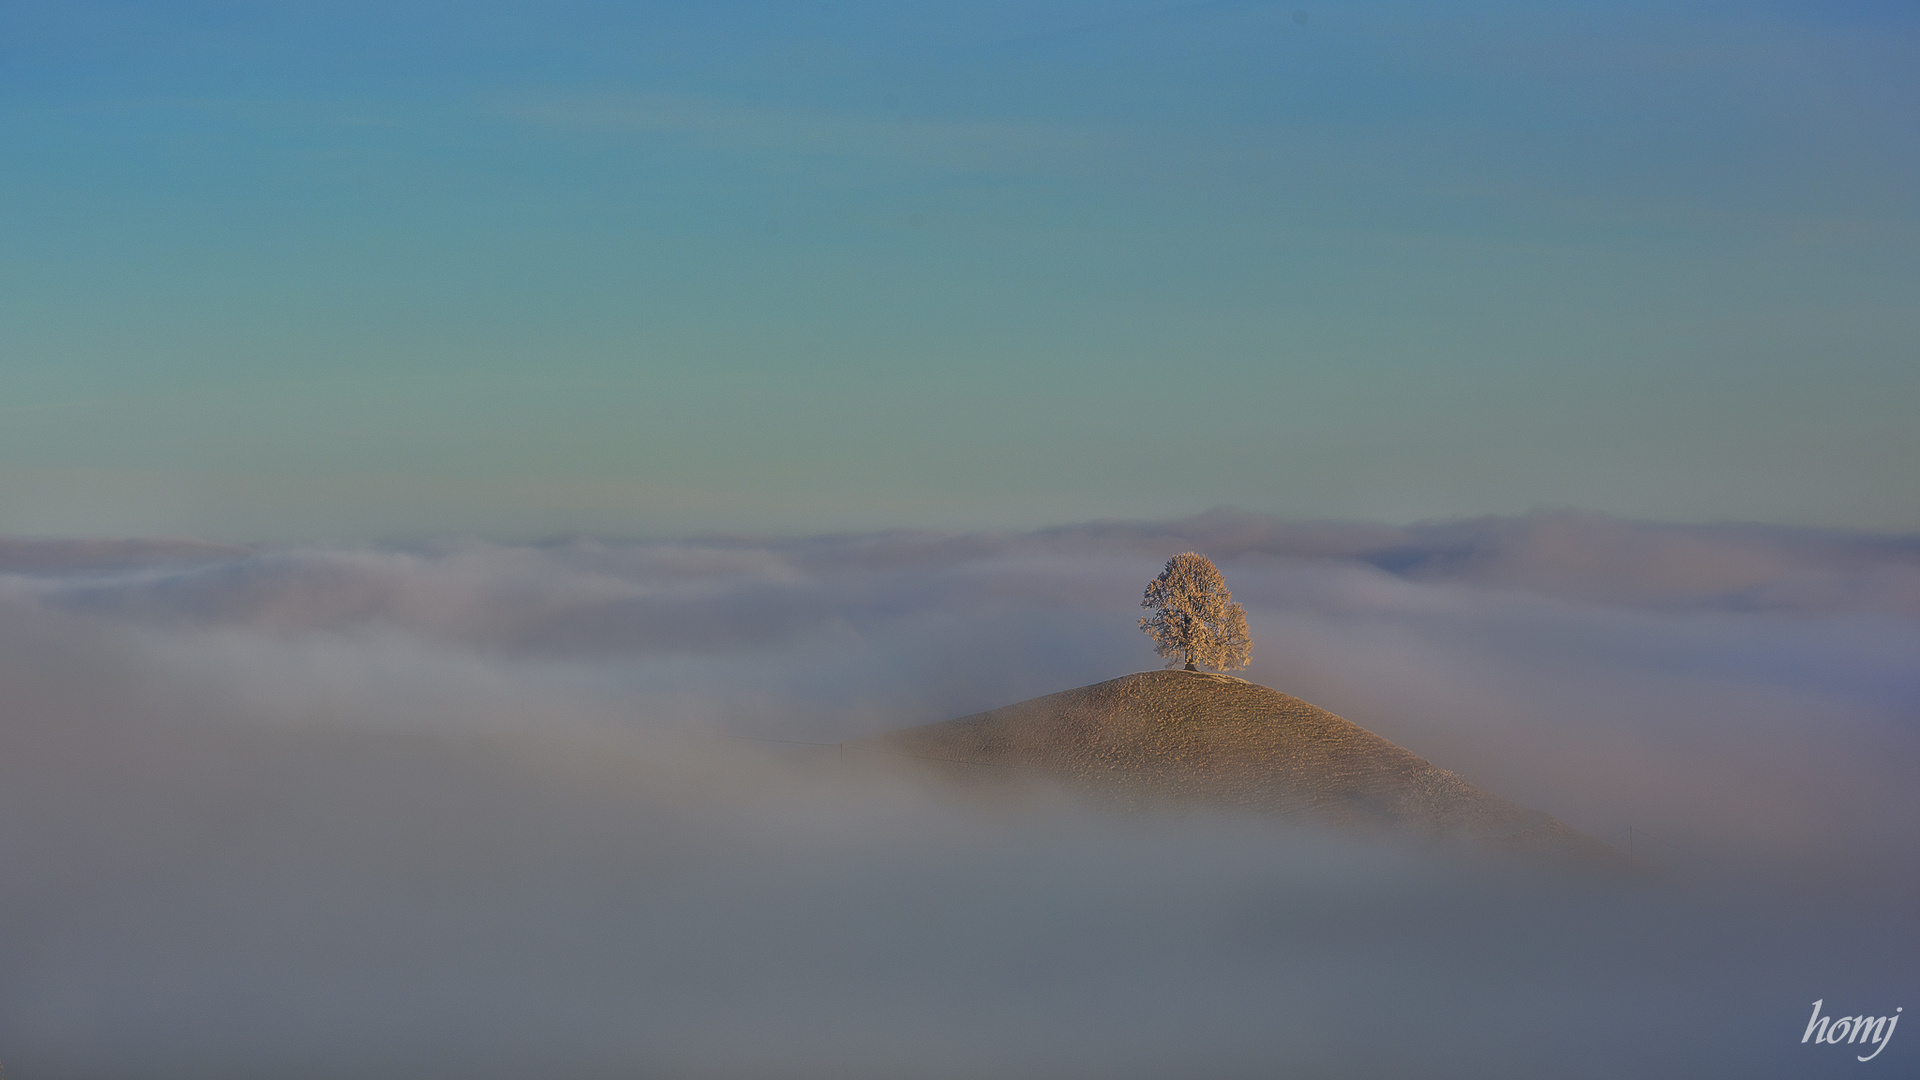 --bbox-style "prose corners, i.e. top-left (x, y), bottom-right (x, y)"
top-left (2, 511), bottom-right (1914, 1078)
